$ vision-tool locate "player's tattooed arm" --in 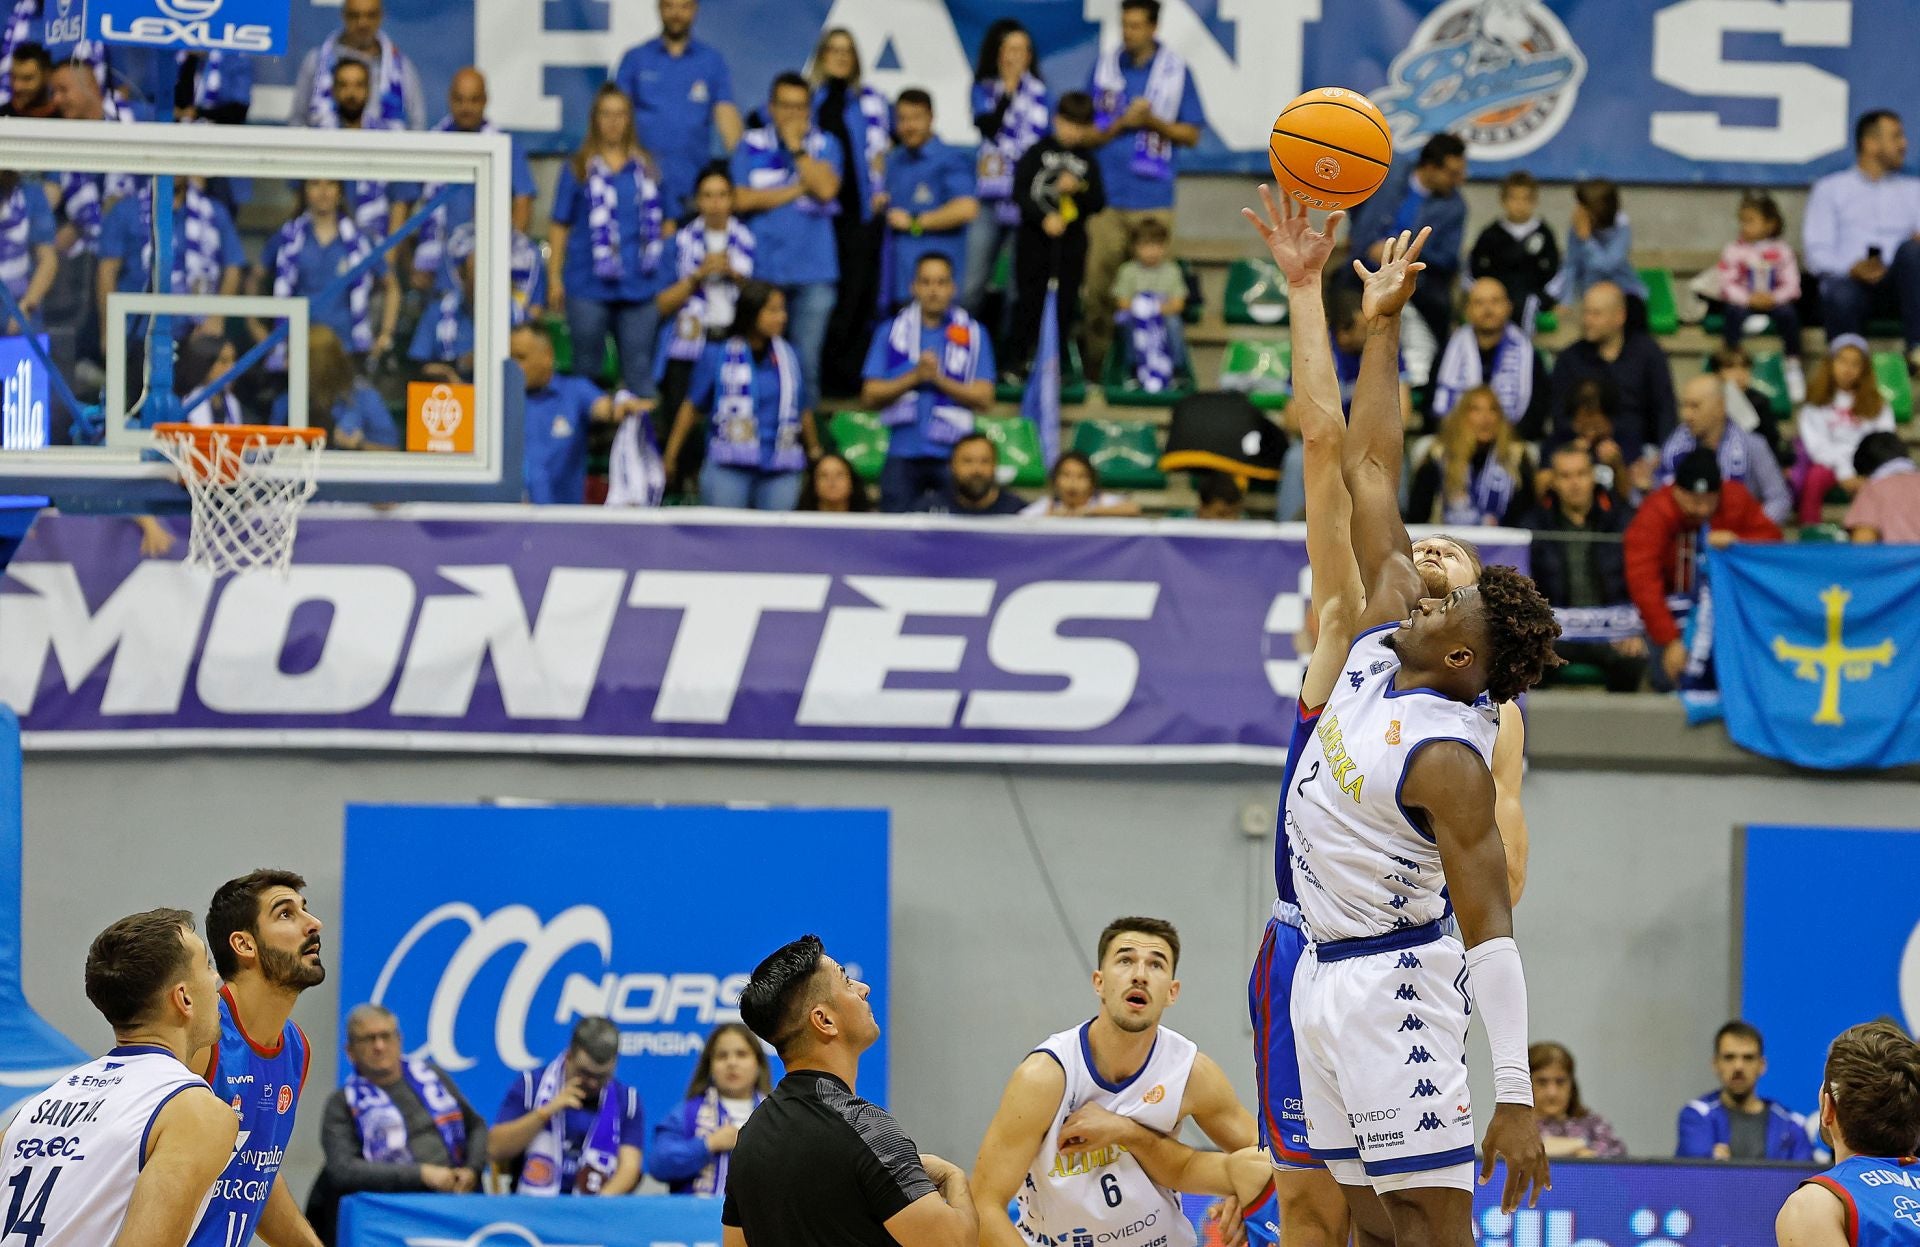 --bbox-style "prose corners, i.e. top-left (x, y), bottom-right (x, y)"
top-left (970, 1054), bottom-right (1067, 1247)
